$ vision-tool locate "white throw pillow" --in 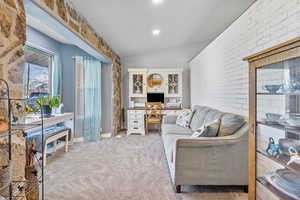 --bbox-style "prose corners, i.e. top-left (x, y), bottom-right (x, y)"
top-left (176, 109), bottom-right (194, 128)
top-left (191, 119), bottom-right (221, 138)
top-left (191, 125), bottom-right (207, 138)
